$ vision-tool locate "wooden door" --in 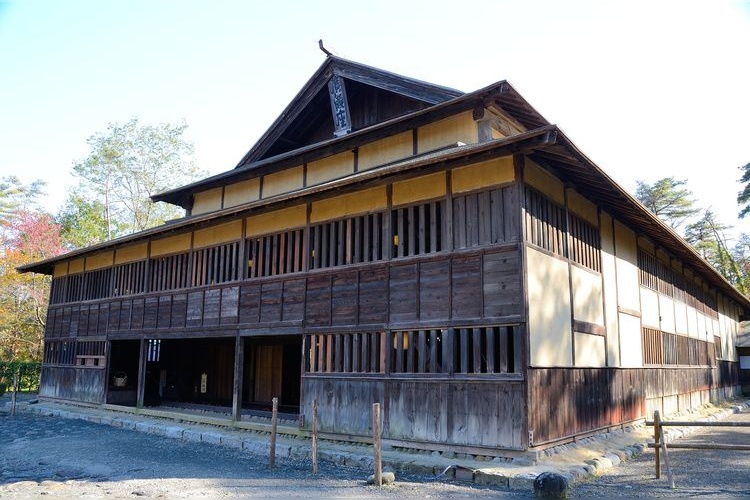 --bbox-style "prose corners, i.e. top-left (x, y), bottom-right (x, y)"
top-left (254, 345), bottom-right (283, 403)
